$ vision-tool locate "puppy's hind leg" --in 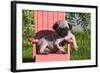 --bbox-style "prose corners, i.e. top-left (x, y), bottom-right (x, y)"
top-left (39, 40), bottom-right (48, 54)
